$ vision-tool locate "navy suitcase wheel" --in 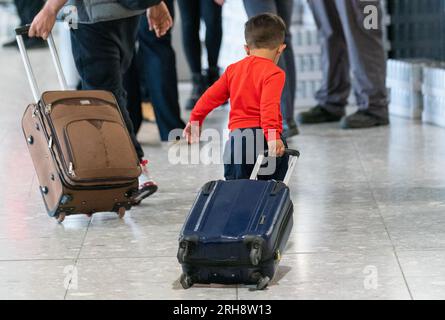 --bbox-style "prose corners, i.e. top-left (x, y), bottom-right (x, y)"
top-left (177, 149), bottom-right (299, 290)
